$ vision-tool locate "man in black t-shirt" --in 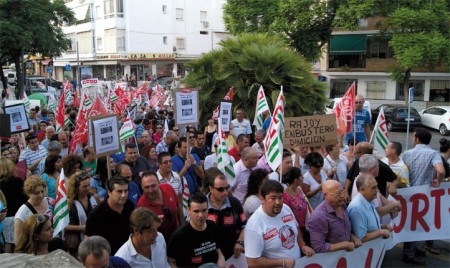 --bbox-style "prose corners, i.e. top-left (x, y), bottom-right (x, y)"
top-left (168, 193), bottom-right (225, 267)
top-left (85, 176), bottom-right (134, 255)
